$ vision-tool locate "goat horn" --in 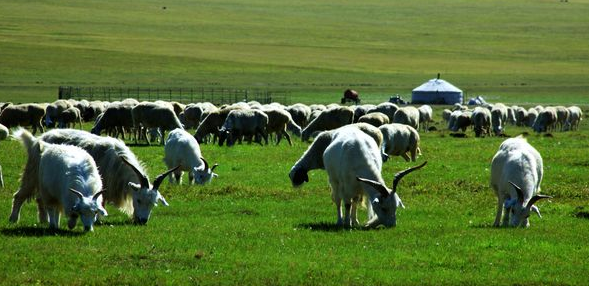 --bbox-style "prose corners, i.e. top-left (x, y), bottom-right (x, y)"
top-left (508, 181), bottom-right (525, 203)
top-left (357, 177), bottom-right (390, 198)
top-left (120, 156), bottom-right (150, 188)
top-left (92, 191), bottom-right (106, 201)
top-left (69, 188), bottom-right (84, 199)
top-left (392, 161), bottom-right (427, 194)
top-left (201, 157), bottom-right (209, 170)
top-left (153, 165), bottom-right (181, 190)
top-left (526, 194), bottom-right (553, 209)
top-left (211, 163), bottom-right (219, 172)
